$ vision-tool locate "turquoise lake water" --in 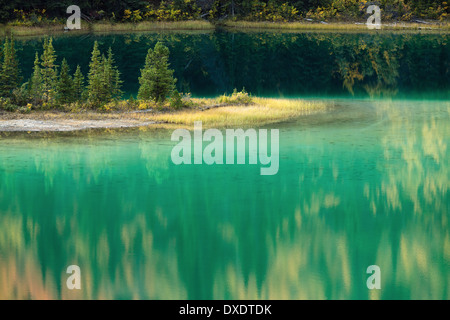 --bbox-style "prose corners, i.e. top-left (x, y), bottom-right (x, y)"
top-left (1, 99), bottom-right (448, 299)
top-left (0, 31), bottom-right (449, 299)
